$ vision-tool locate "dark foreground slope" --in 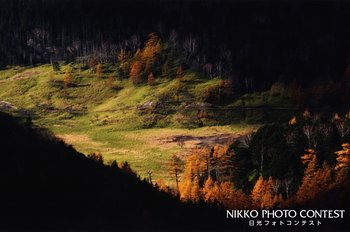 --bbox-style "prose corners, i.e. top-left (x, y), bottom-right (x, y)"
top-left (0, 112), bottom-right (231, 231)
top-left (1, 111), bottom-right (350, 231)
